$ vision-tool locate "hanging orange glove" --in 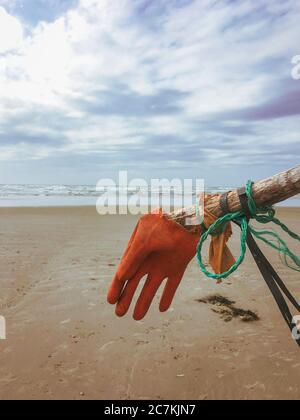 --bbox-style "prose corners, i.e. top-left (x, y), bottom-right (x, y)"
top-left (107, 212), bottom-right (200, 320)
top-left (107, 210), bottom-right (236, 320)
